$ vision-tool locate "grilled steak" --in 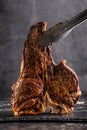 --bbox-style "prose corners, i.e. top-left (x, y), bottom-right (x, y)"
top-left (10, 22), bottom-right (81, 115)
